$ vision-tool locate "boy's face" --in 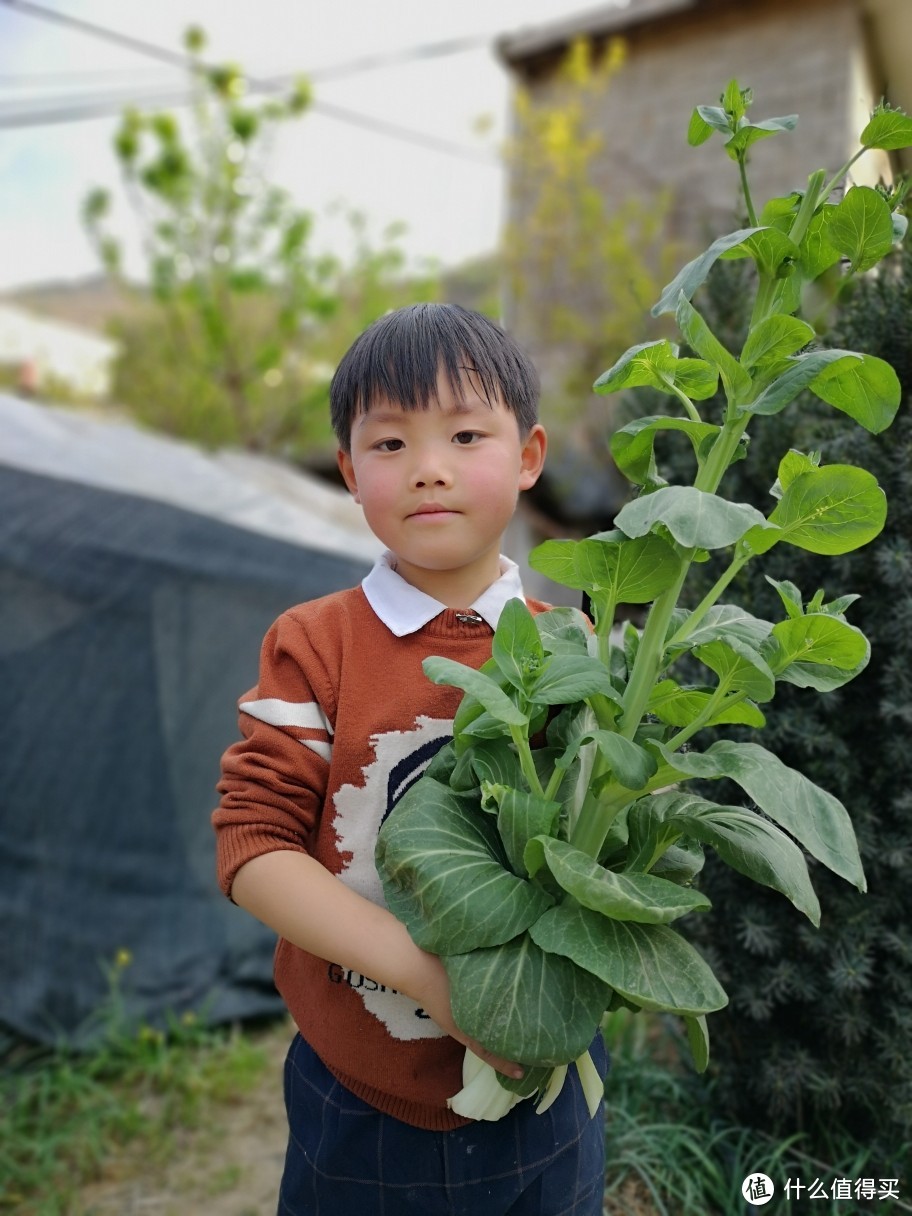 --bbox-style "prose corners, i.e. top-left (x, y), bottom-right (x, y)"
top-left (337, 368), bottom-right (546, 606)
